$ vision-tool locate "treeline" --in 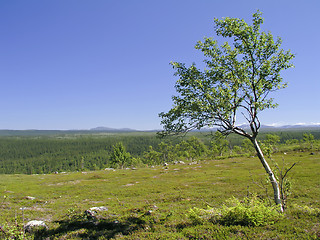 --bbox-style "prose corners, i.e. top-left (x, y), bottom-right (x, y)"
top-left (0, 135), bottom-right (162, 174)
top-left (0, 131), bottom-right (319, 174)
